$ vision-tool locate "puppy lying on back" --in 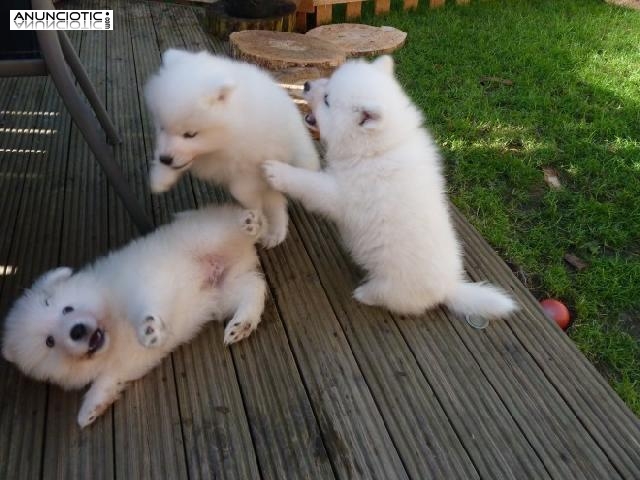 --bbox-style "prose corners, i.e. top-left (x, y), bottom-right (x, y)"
top-left (2, 206), bottom-right (266, 428)
top-left (264, 56), bottom-right (516, 320)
